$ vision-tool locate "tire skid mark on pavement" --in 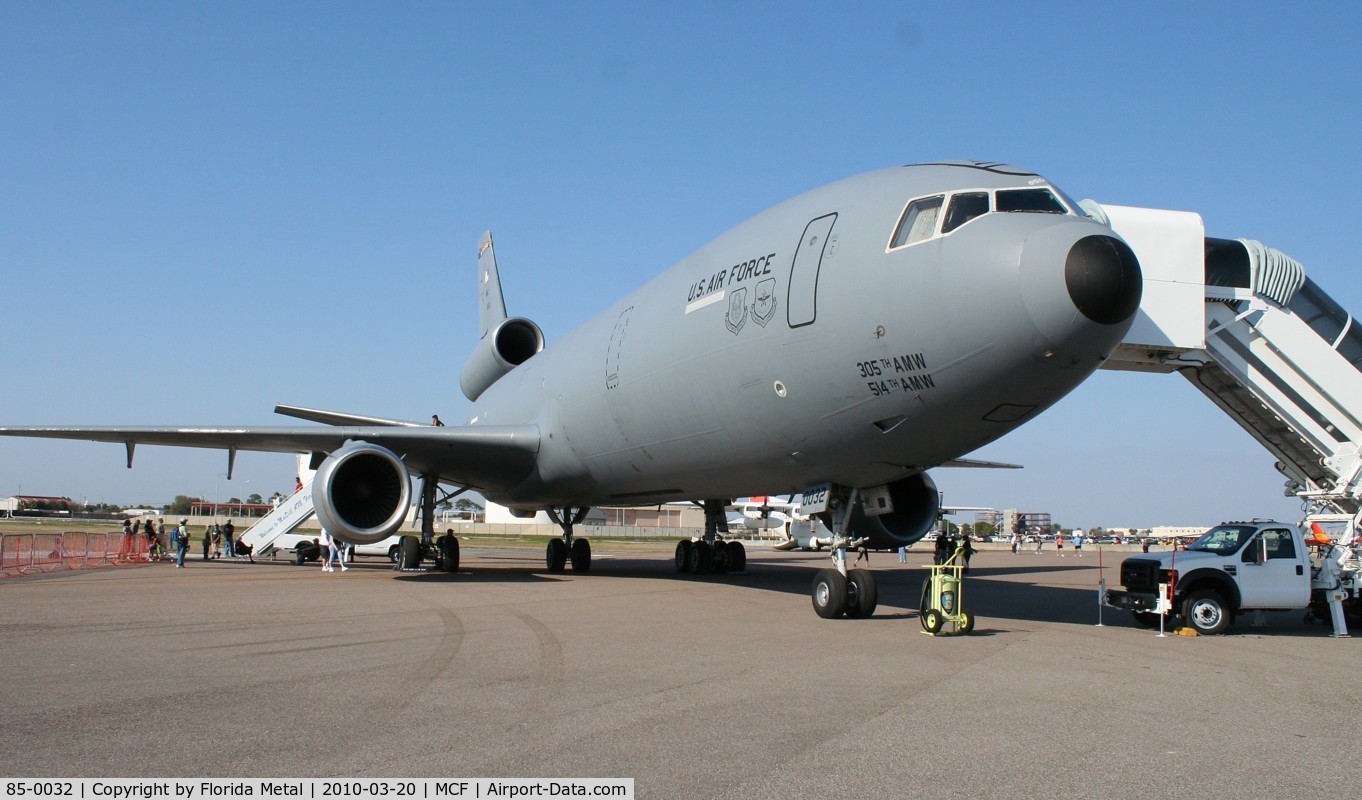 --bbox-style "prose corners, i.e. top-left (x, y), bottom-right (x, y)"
top-left (506, 606), bottom-right (567, 688)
